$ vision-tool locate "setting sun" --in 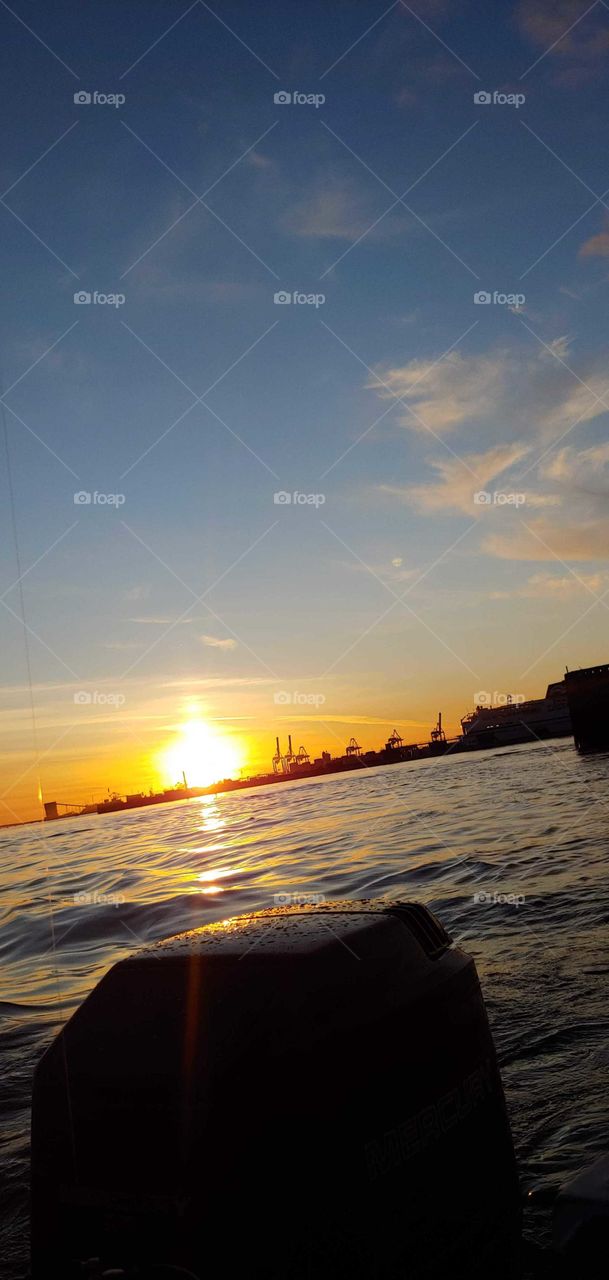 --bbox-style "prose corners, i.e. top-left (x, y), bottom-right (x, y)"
top-left (157, 719), bottom-right (245, 789)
